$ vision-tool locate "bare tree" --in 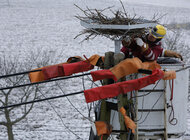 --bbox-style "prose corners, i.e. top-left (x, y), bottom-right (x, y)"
top-left (163, 29), bottom-right (190, 62)
top-left (0, 48), bottom-right (60, 140)
top-left (0, 54), bottom-right (39, 140)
